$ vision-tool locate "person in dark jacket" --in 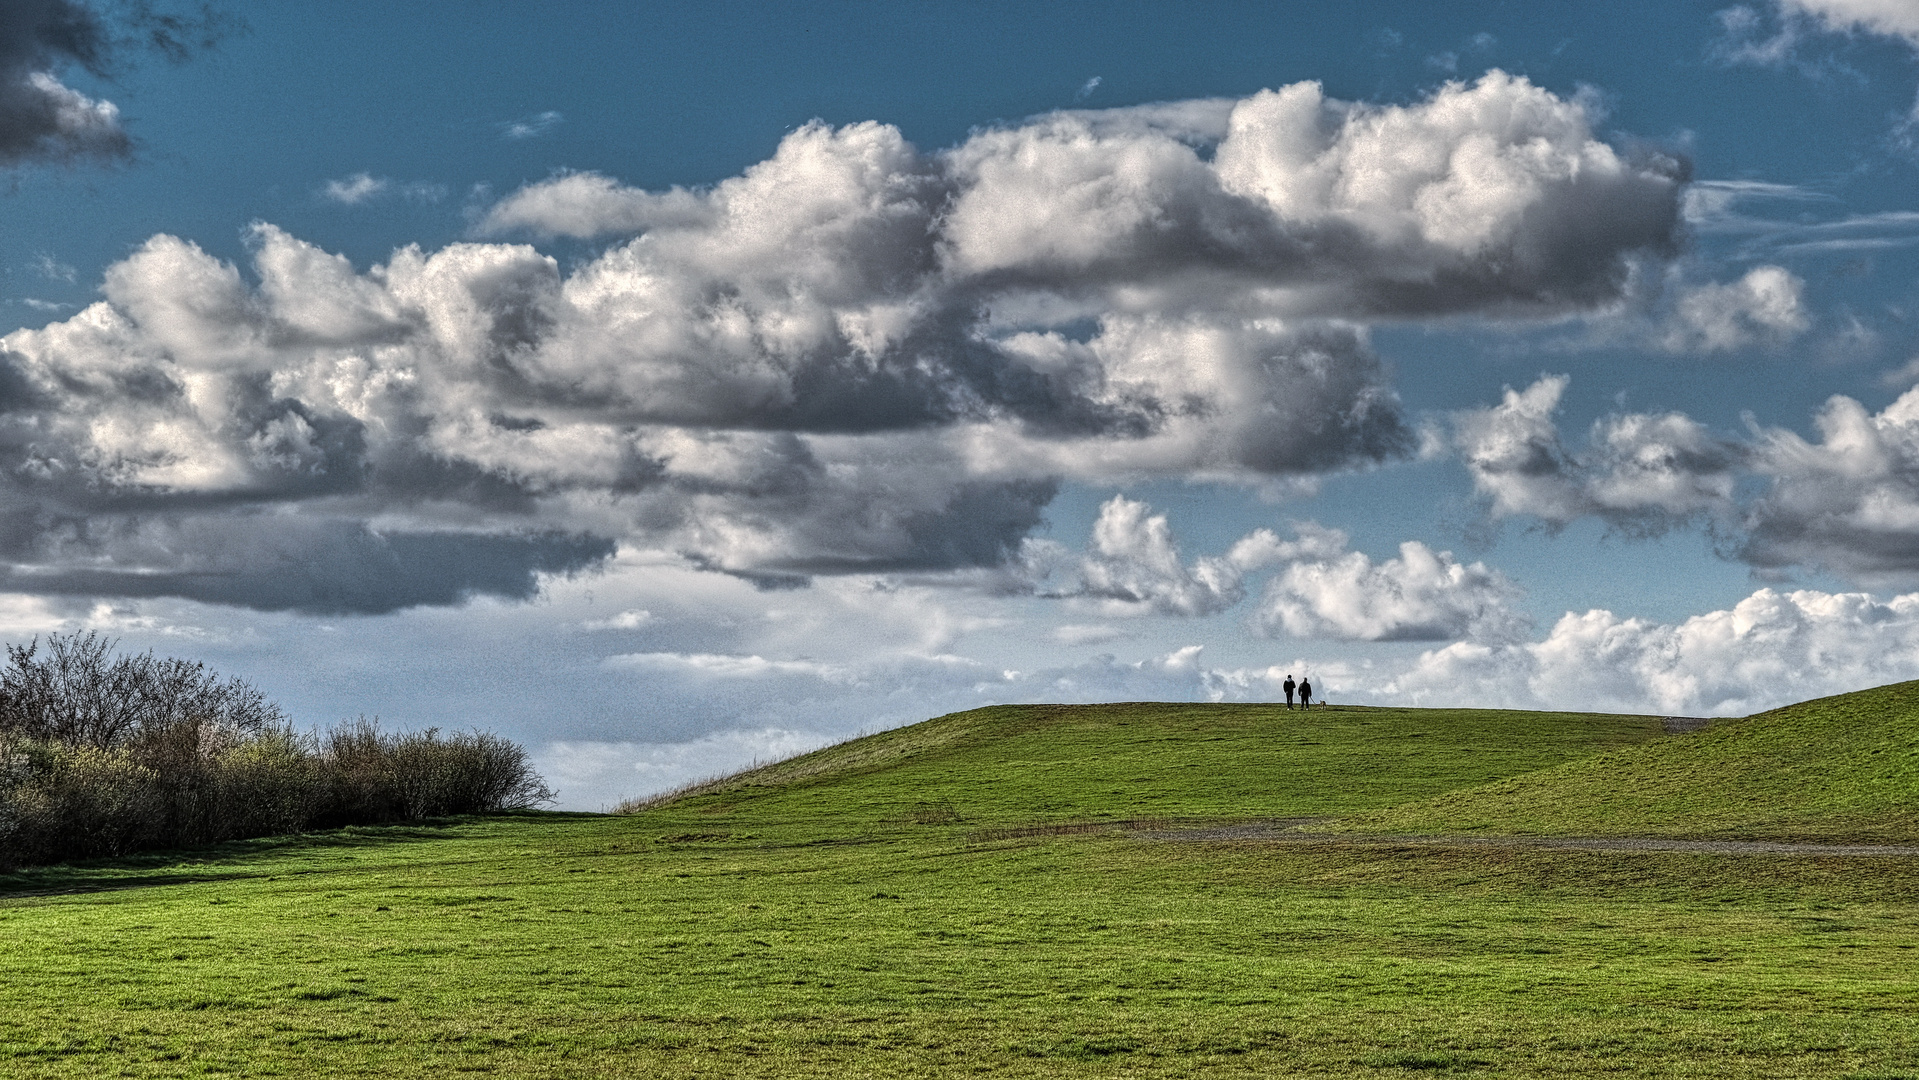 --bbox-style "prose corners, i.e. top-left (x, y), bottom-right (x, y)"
top-left (1298, 677), bottom-right (1312, 709)
top-left (1283, 675), bottom-right (1296, 709)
